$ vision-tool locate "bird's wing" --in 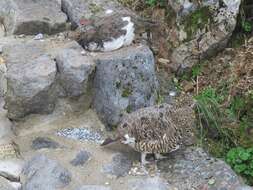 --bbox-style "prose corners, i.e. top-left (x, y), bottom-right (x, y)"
top-left (133, 115), bottom-right (180, 142)
top-left (135, 135), bottom-right (180, 153)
